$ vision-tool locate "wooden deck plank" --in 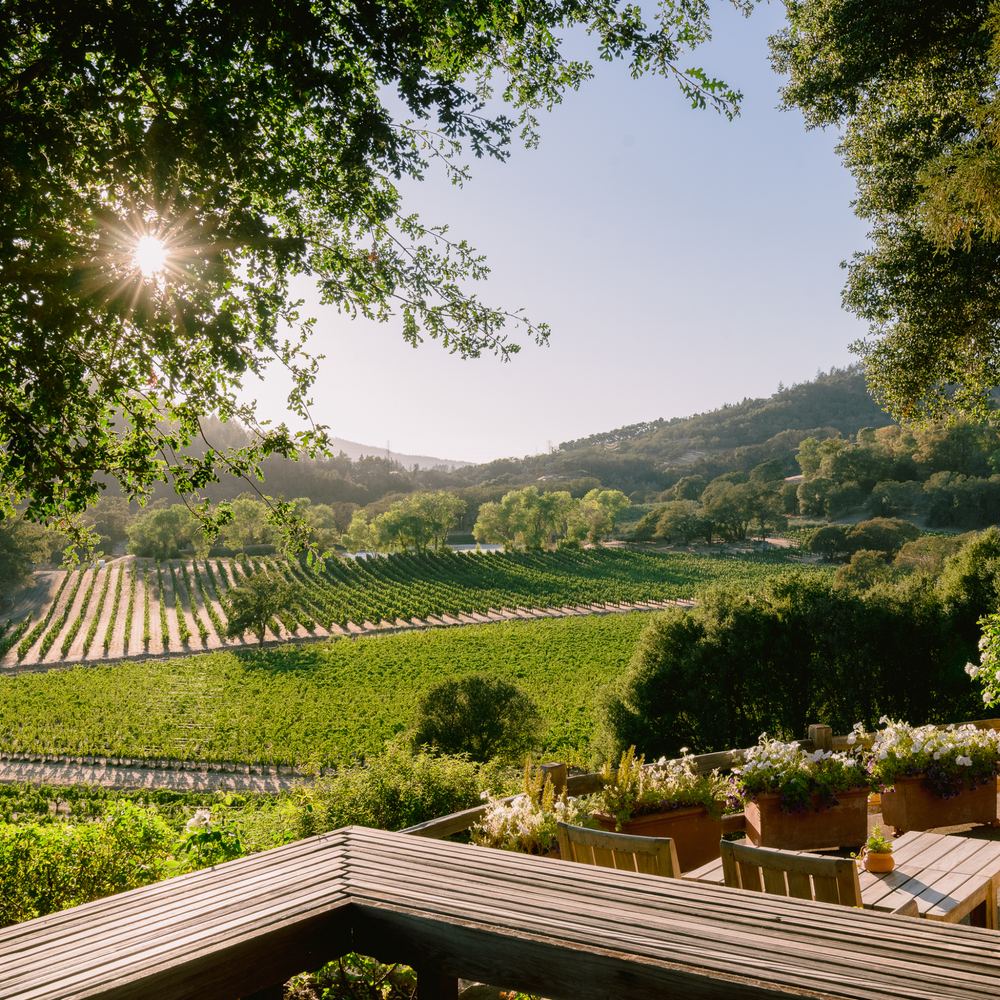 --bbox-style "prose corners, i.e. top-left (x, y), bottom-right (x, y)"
top-left (3, 827), bottom-right (1000, 1000)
